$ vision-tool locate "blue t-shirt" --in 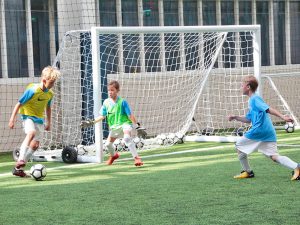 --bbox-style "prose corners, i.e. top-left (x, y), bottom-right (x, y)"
top-left (244, 94), bottom-right (276, 142)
